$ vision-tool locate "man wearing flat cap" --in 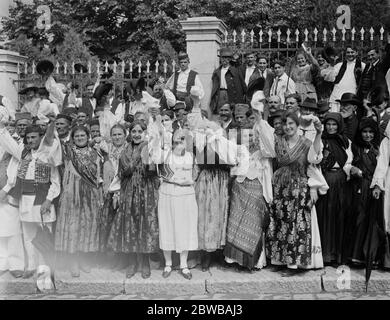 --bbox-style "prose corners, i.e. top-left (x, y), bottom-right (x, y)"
top-left (166, 52), bottom-right (204, 111)
top-left (210, 47), bottom-right (247, 114)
